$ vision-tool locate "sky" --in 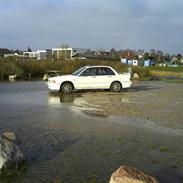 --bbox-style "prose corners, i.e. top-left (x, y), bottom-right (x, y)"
top-left (0, 0), bottom-right (183, 53)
